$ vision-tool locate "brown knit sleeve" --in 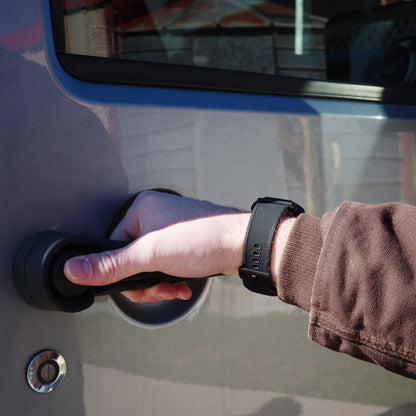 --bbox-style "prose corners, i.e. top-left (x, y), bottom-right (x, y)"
top-left (277, 201), bottom-right (416, 379)
top-left (276, 213), bottom-right (322, 312)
